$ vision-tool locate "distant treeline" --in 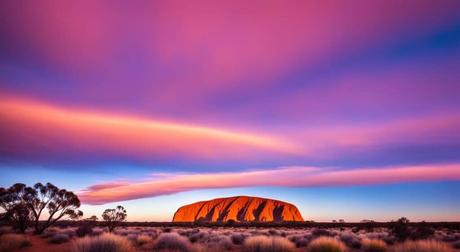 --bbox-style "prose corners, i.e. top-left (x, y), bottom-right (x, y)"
top-left (24, 220), bottom-right (460, 230)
